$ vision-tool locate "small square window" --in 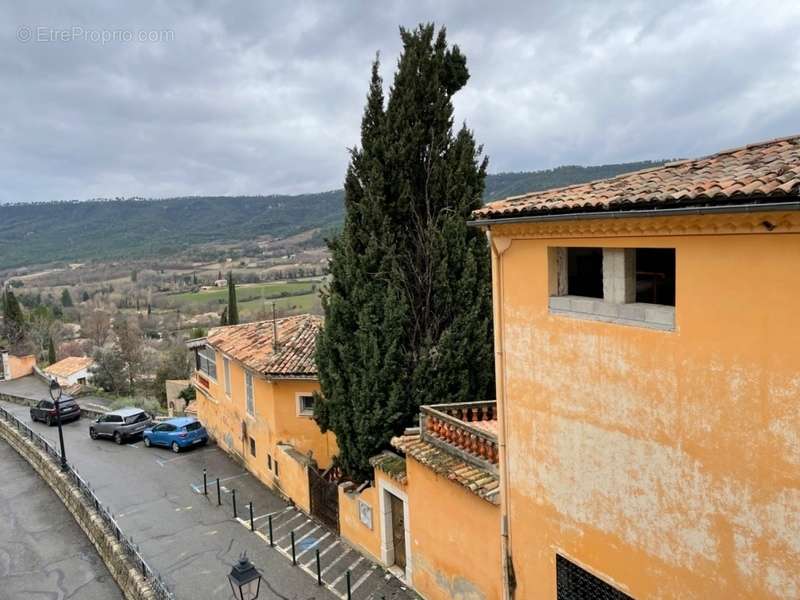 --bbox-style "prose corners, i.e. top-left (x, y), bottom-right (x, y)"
top-left (635, 249), bottom-right (675, 306)
top-left (249, 437), bottom-right (256, 457)
top-left (297, 394), bottom-right (315, 416)
top-left (567, 248), bottom-right (603, 298)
